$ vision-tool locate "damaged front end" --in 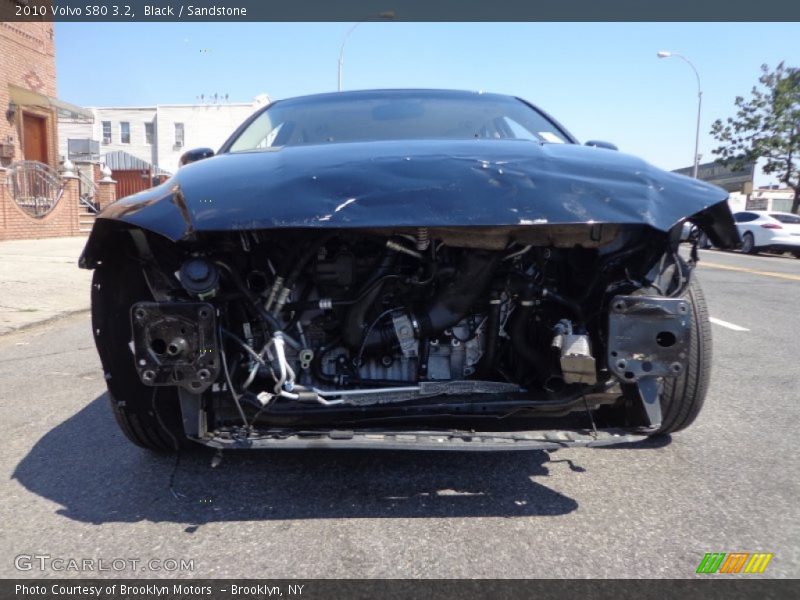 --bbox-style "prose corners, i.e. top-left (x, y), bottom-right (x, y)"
top-left (81, 101), bottom-right (738, 450)
top-left (87, 215), bottom-right (730, 451)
